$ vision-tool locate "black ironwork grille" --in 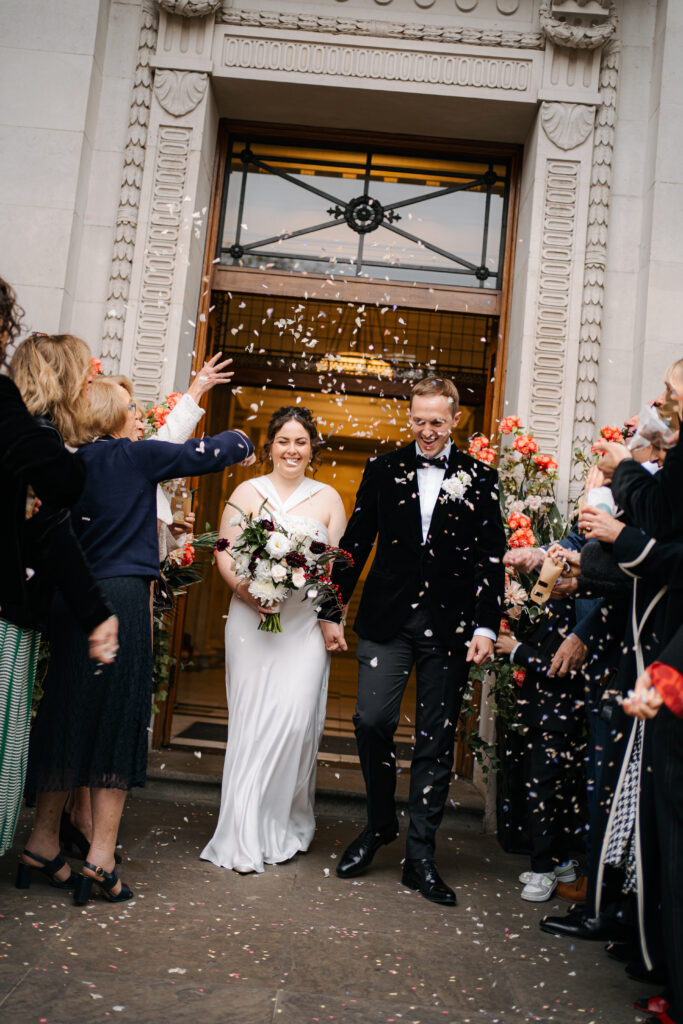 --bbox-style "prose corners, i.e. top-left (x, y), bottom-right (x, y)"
top-left (210, 291), bottom-right (495, 402)
top-left (219, 140), bottom-right (510, 290)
